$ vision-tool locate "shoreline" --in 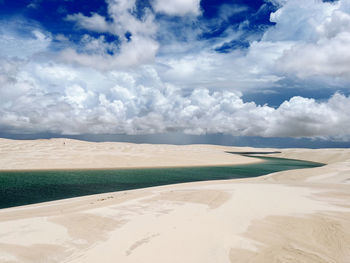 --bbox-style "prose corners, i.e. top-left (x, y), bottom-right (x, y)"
top-left (0, 159), bottom-right (265, 172)
top-left (0, 154), bottom-right (326, 173)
